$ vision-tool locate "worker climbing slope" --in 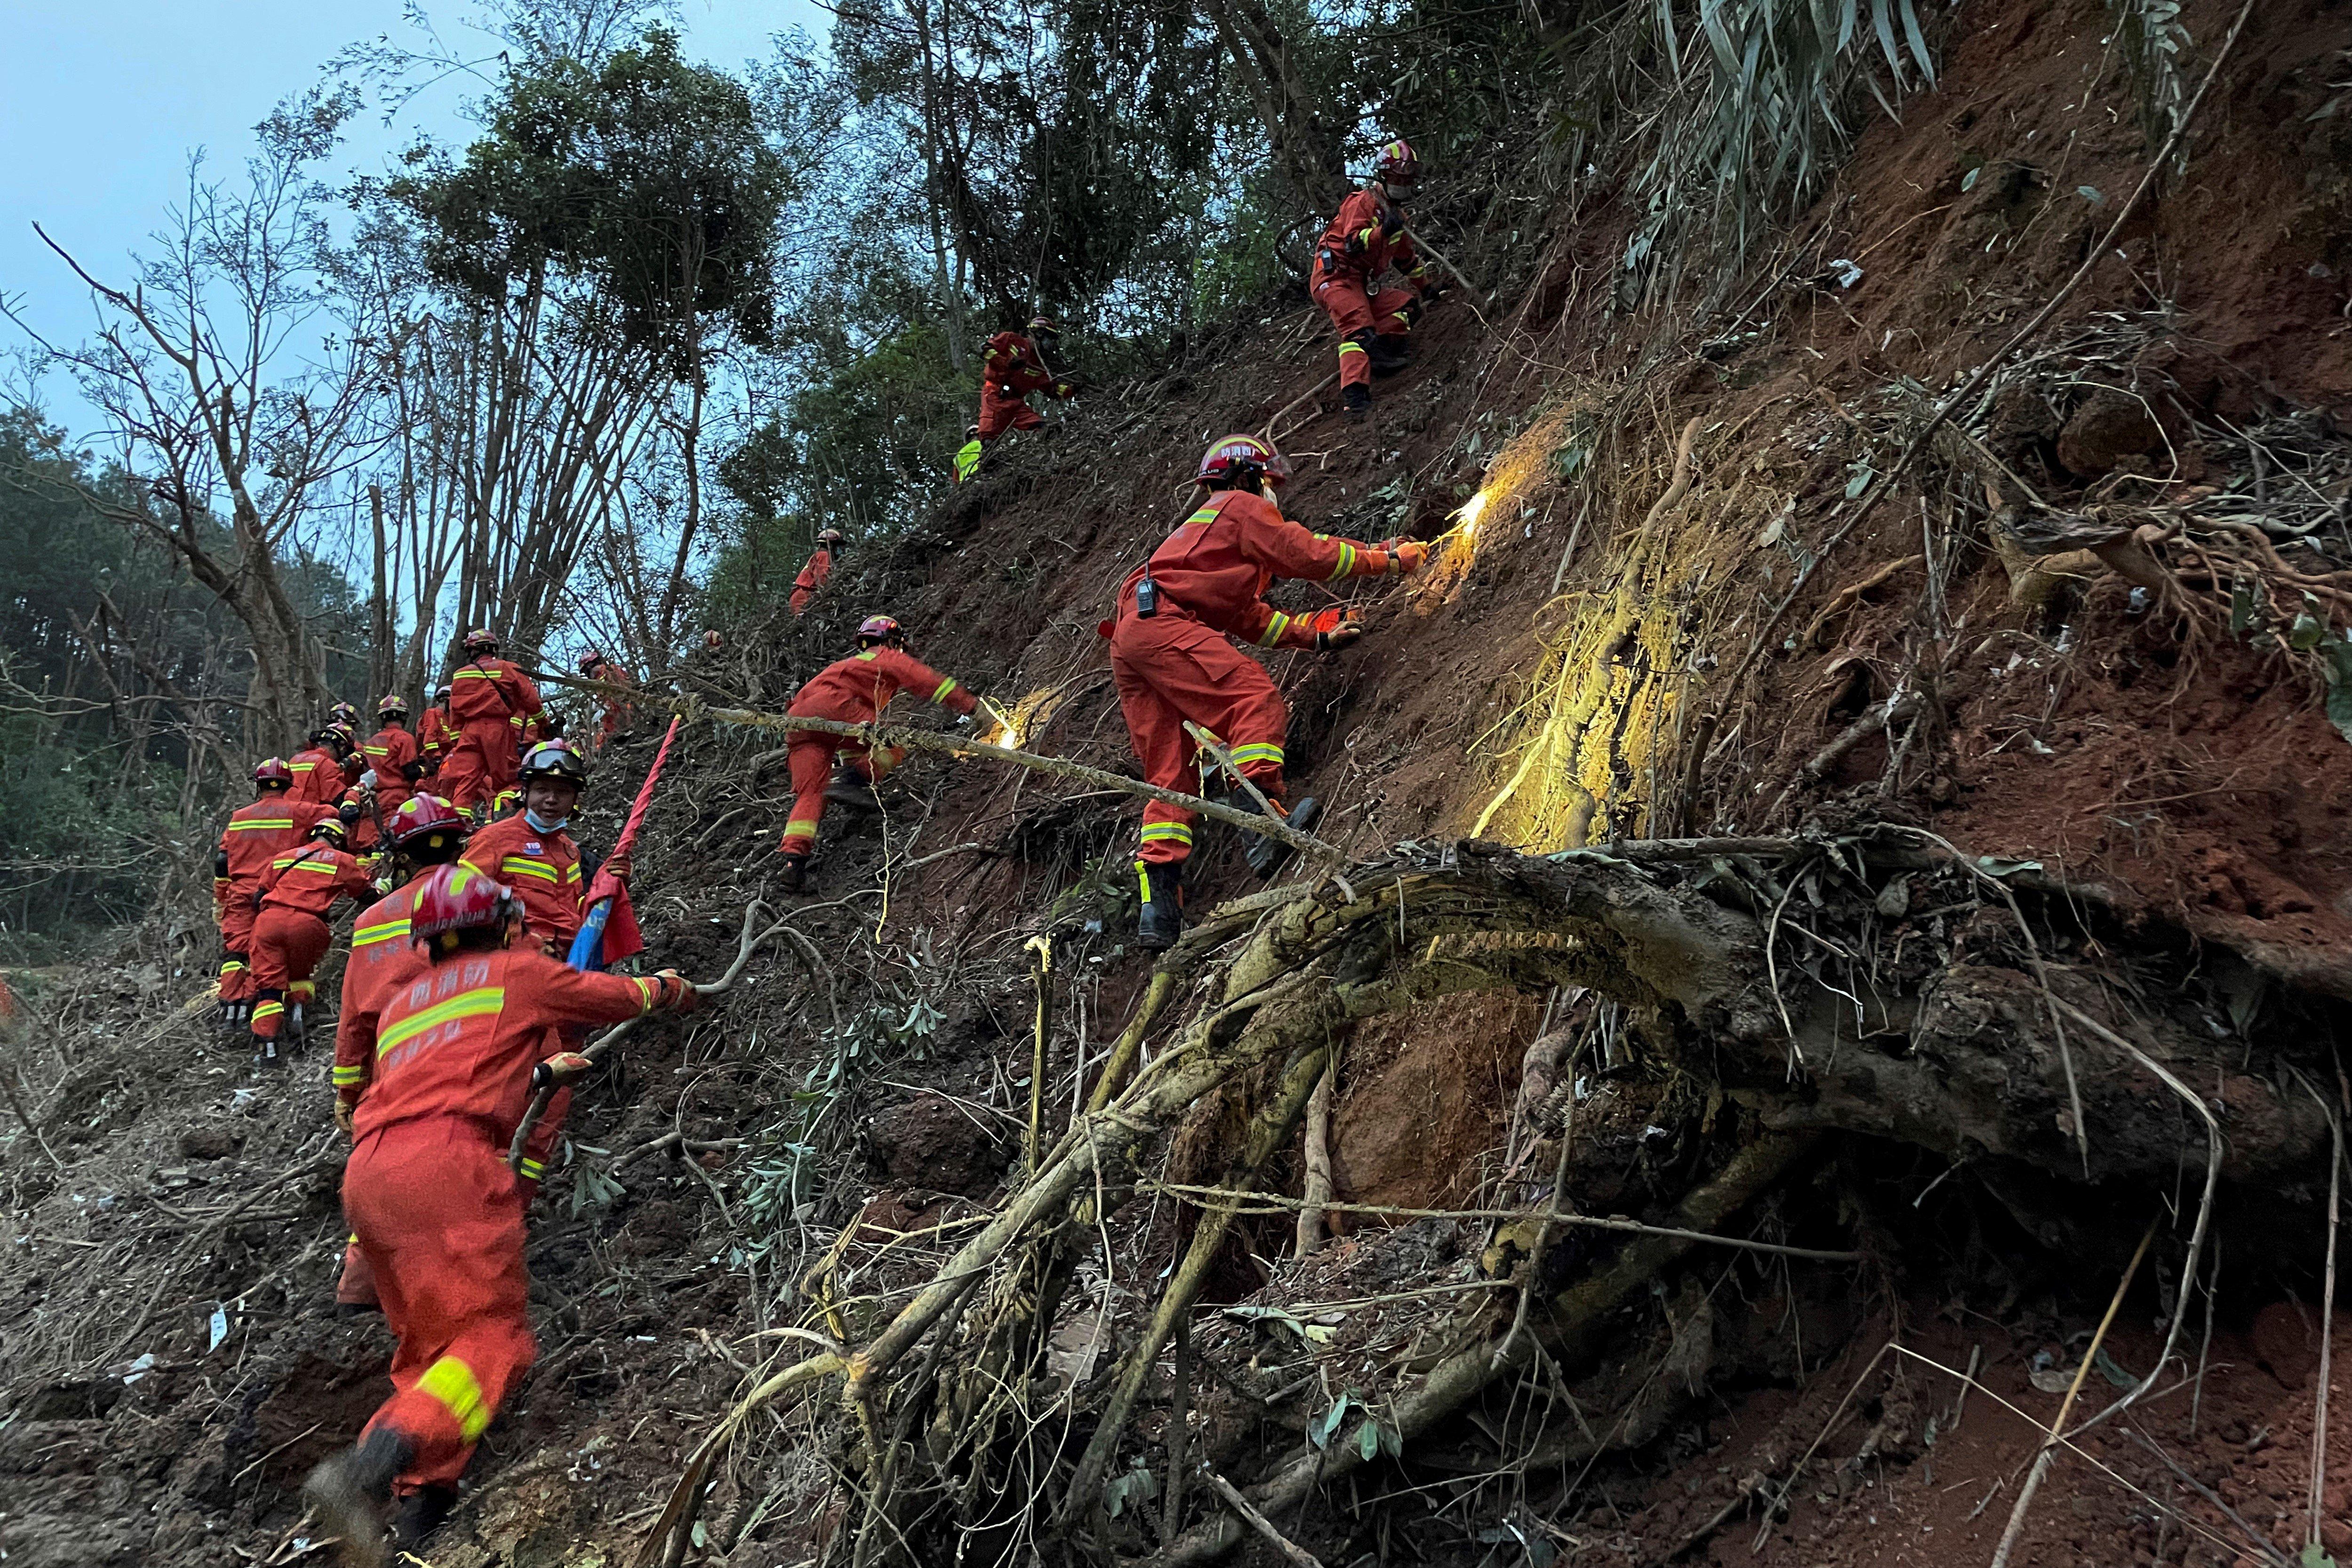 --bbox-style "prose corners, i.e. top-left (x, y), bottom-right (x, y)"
top-left (1311, 139), bottom-right (1443, 418)
top-left (355, 695), bottom-right (423, 844)
top-left (954, 316), bottom-right (1075, 482)
top-left (214, 759), bottom-right (335, 1031)
top-left (249, 815), bottom-right (374, 1065)
top-left (302, 864), bottom-right (697, 1566)
top-left (1106, 434), bottom-right (1425, 949)
top-left (775, 615), bottom-right (980, 893)
top-left (289, 722), bottom-right (362, 809)
top-left (459, 740), bottom-right (622, 951)
top-left (329, 792), bottom-right (474, 1316)
top-left (438, 630), bottom-right (555, 820)
top-left (790, 528), bottom-right (845, 617)
top-left (416, 686), bottom-right (457, 780)
top-left (576, 649), bottom-right (635, 754)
